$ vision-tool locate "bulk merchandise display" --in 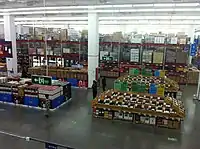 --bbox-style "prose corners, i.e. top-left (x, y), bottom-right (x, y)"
top-left (0, 77), bottom-right (72, 110)
top-left (92, 90), bottom-right (185, 129)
